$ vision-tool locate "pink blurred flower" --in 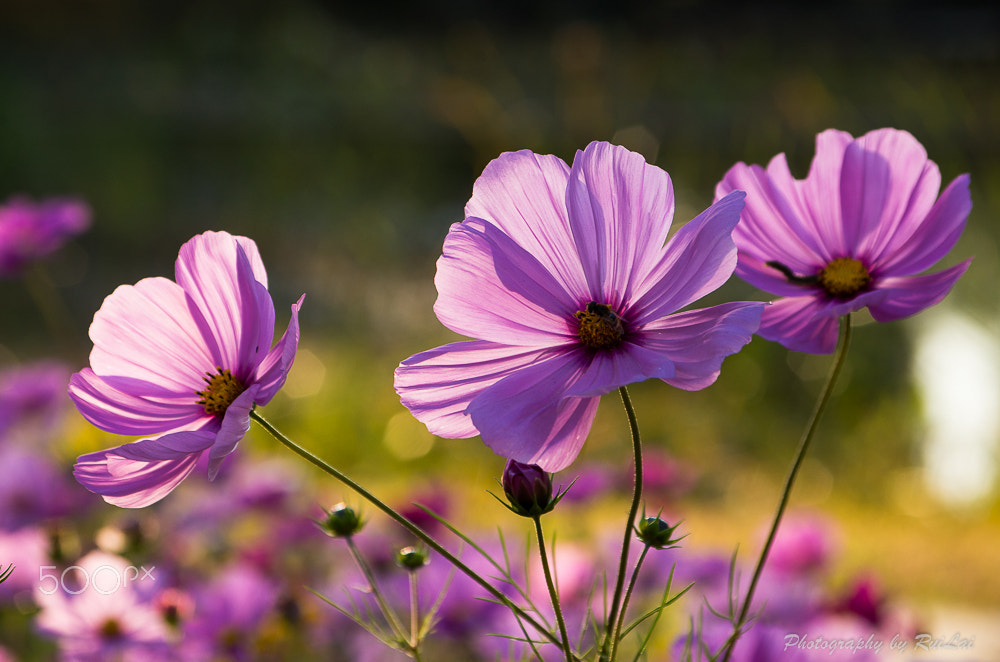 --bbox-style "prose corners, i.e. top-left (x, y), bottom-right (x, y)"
top-left (34, 551), bottom-right (170, 661)
top-left (396, 141), bottom-right (762, 470)
top-left (69, 231), bottom-right (303, 507)
top-left (716, 128), bottom-right (971, 353)
top-left (0, 361), bottom-right (72, 444)
top-left (0, 196), bottom-right (90, 277)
